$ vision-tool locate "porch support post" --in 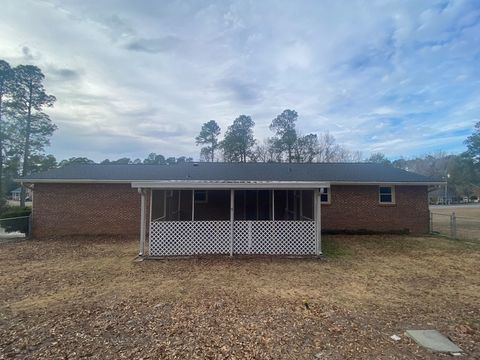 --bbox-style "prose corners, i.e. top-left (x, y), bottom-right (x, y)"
top-left (314, 188), bottom-right (322, 256)
top-left (138, 188), bottom-right (146, 256)
top-left (272, 189), bottom-right (275, 221)
top-left (191, 190), bottom-right (195, 221)
top-left (230, 189), bottom-right (234, 256)
top-left (300, 190), bottom-right (303, 220)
